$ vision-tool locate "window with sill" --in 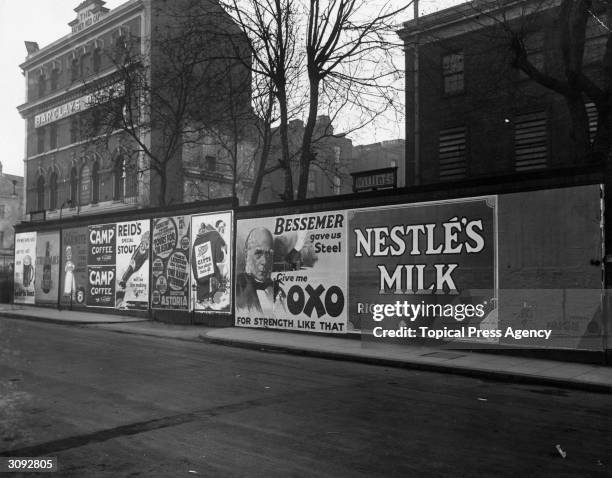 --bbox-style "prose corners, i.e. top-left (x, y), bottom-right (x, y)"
top-left (71, 58), bottom-right (79, 82)
top-left (442, 52), bottom-right (464, 94)
top-left (38, 75), bottom-right (46, 98)
top-left (113, 156), bottom-right (125, 200)
top-left (93, 47), bottom-right (102, 72)
top-left (50, 68), bottom-right (59, 91)
top-left (205, 155), bottom-right (217, 172)
top-left (70, 117), bottom-right (80, 144)
top-left (37, 127), bottom-right (46, 154)
top-left (49, 124), bottom-right (58, 150)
